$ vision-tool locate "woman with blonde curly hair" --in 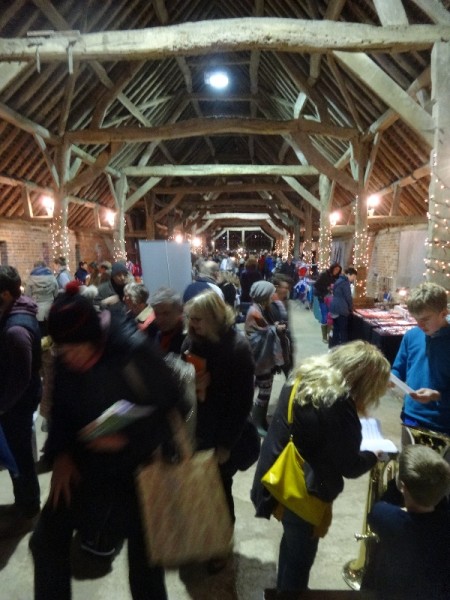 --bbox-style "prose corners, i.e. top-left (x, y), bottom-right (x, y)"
top-left (251, 340), bottom-right (391, 592)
